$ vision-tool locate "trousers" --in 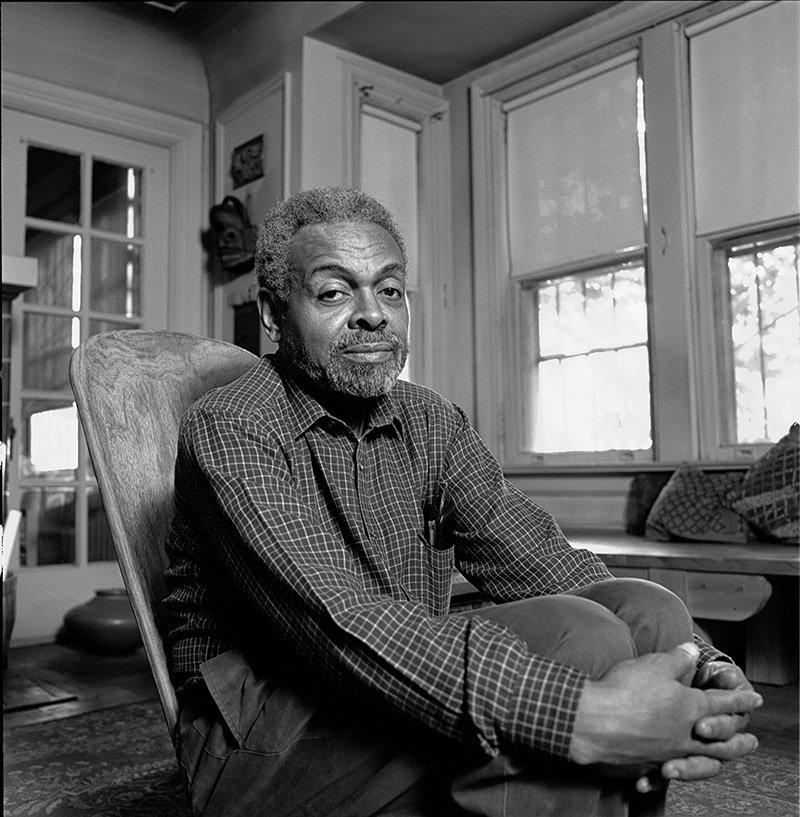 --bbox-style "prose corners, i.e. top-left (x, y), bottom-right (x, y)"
top-left (176, 578), bottom-right (695, 817)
